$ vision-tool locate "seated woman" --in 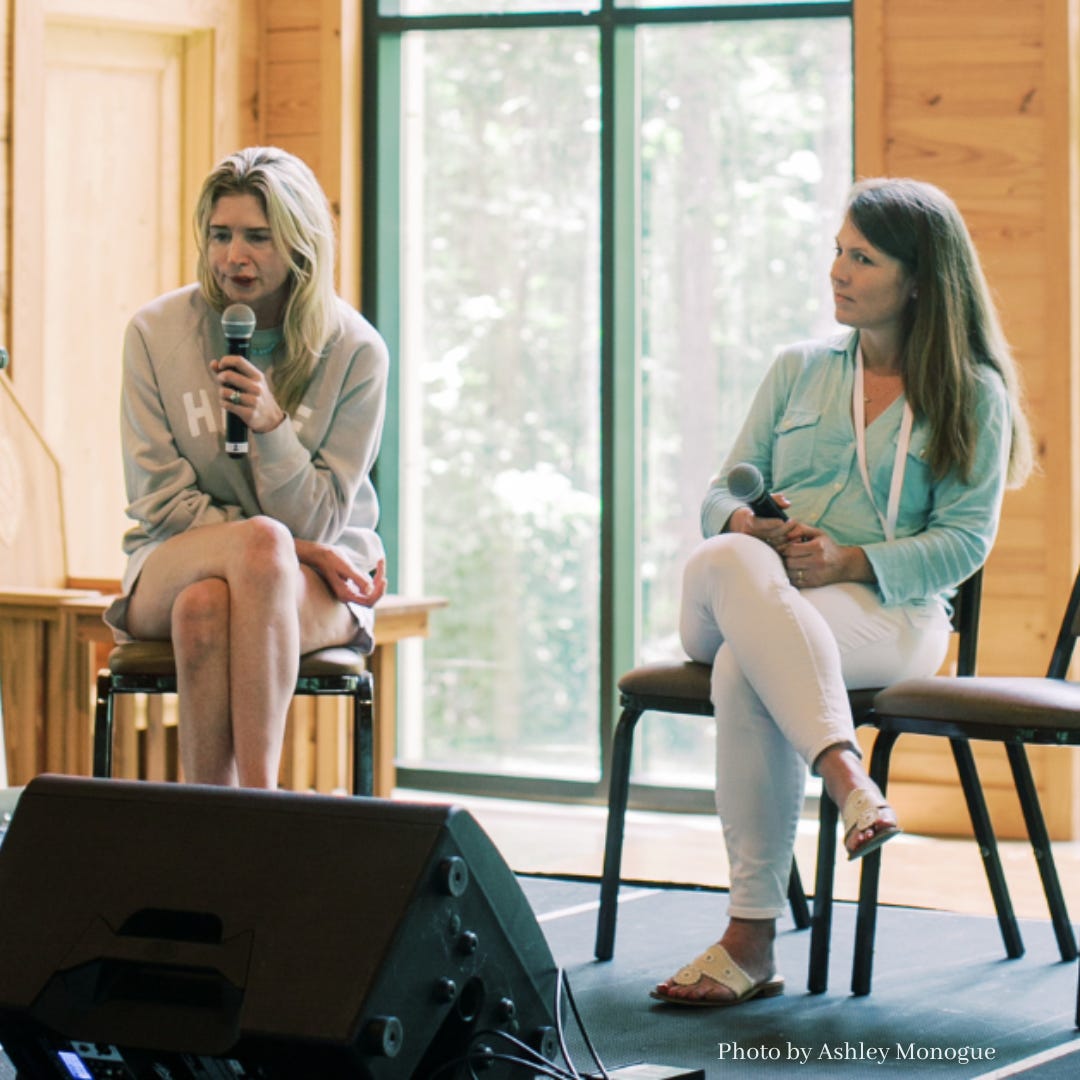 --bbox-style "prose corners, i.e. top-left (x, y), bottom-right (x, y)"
top-left (652, 177), bottom-right (1033, 1006)
top-left (105, 147), bottom-right (388, 789)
